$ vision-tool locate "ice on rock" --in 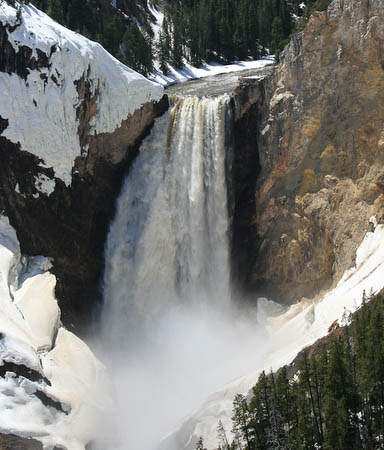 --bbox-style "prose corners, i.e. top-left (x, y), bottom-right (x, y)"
top-left (14, 272), bottom-right (59, 352)
top-left (42, 328), bottom-right (114, 446)
top-left (0, 215), bottom-right (112, 450)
